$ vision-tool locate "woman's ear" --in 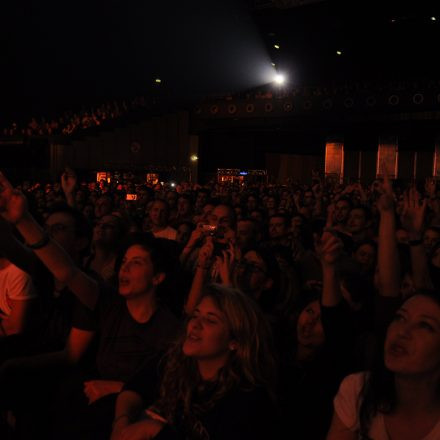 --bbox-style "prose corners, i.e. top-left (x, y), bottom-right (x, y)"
top-left (153, 272), bottom-right (166, 287)
top-left (263, 277), bottom-right (274, 291)
top-left (229, 341), bottom-right (239, 351)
